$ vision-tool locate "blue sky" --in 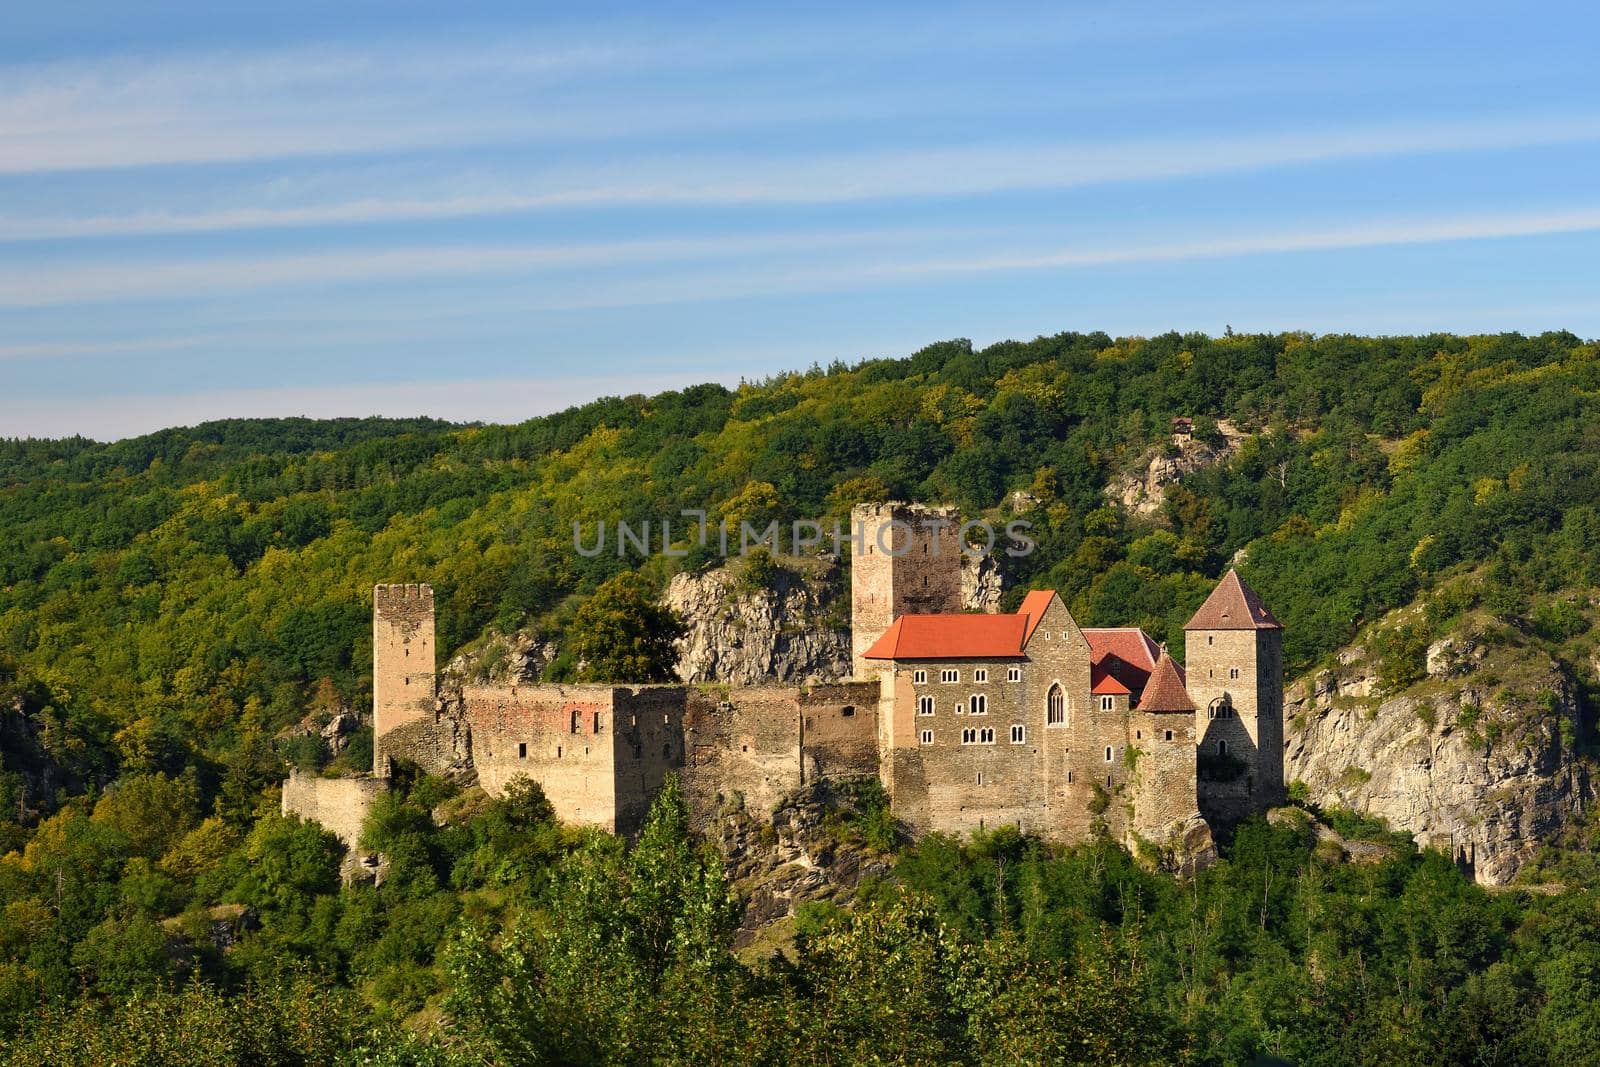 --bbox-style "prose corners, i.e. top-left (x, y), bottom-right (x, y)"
top-left (2, 1), bottom-right (1598, 440)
